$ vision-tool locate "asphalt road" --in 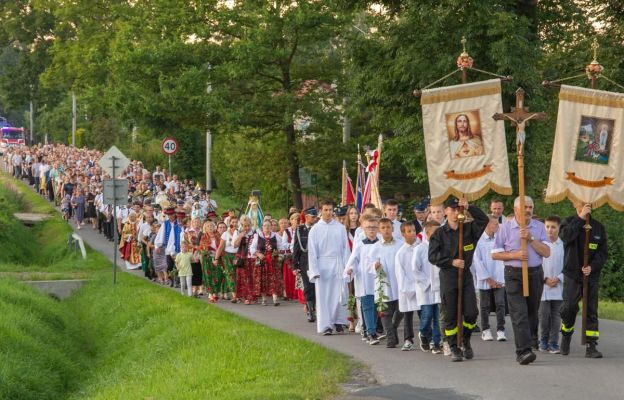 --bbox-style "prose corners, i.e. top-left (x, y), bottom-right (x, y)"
top-left (69, 219), bottom-right (624, 400)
